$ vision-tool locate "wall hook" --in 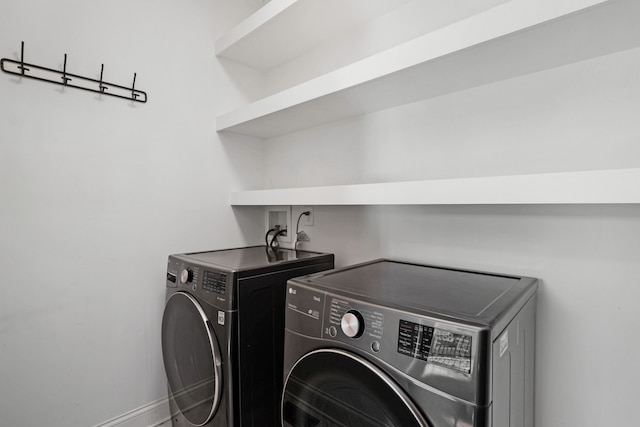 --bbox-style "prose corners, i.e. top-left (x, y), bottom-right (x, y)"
top-left (18, 41), bottom-right (29, 75)
top-left (1, 41), bottom-right (147, 103)
top-left (98, 64), bottom-right (108, 93)
top-left (131, 73), bottom-right (139, 101)
top-left (61, 54), bottom-right (71, 85)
